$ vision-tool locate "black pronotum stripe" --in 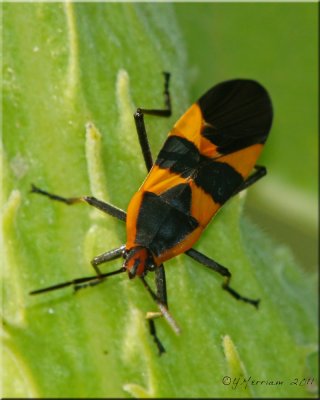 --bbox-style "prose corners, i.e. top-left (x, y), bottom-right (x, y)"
top-left (136, 188), bottom-right (198, 257)
top-left (155, 135), bottom-right (244, 204)
top-left (197, 79), bottom-right (273, 154)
